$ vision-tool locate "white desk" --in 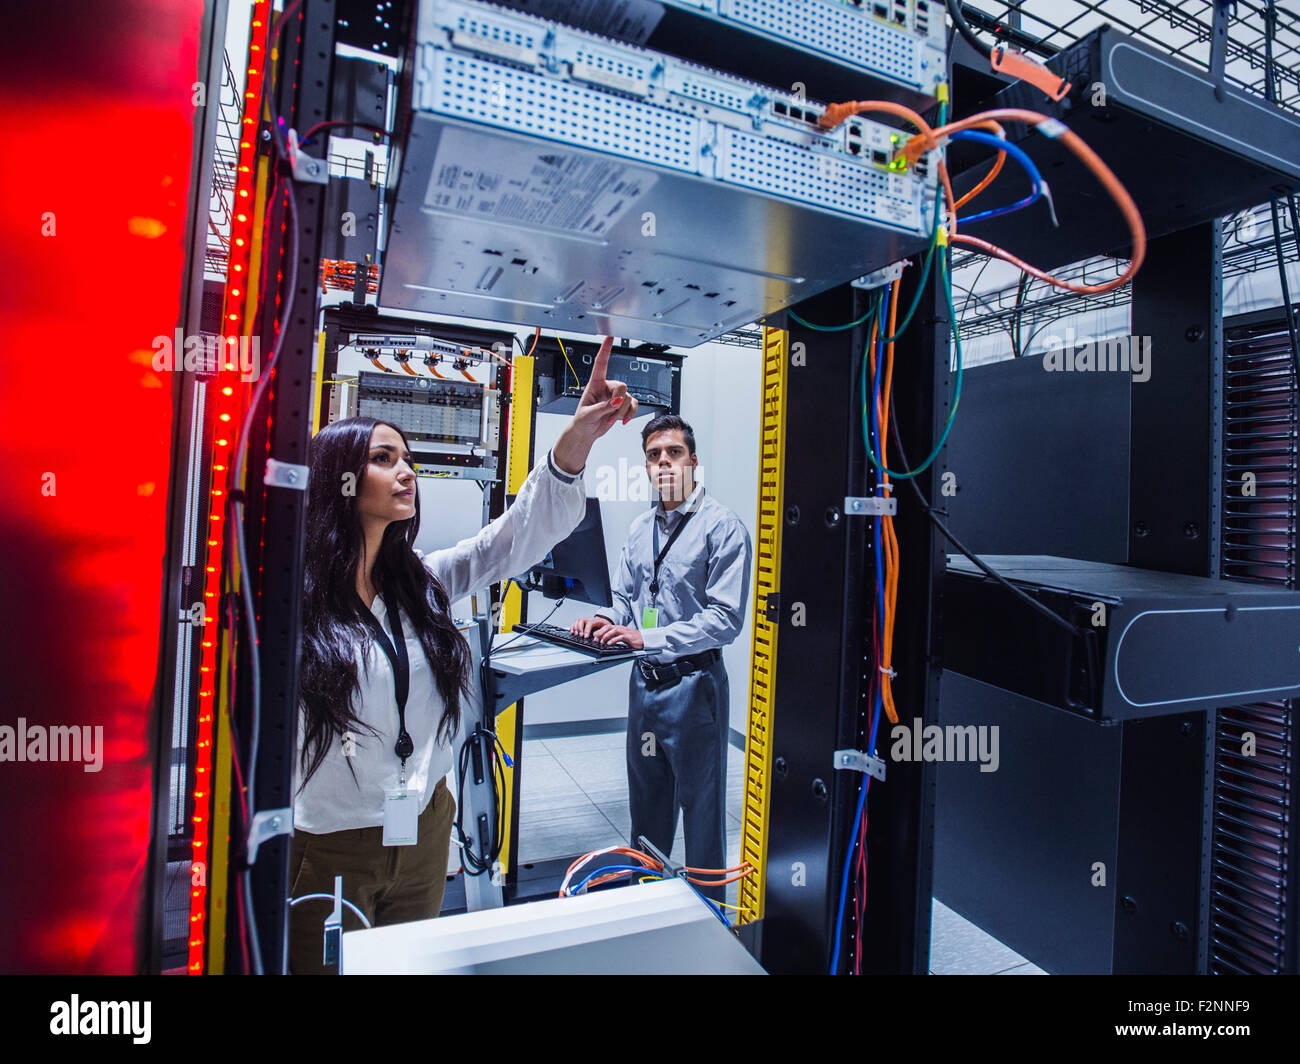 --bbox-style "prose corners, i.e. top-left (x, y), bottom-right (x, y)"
top-left (342, 877), bottom-right (766, 974)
